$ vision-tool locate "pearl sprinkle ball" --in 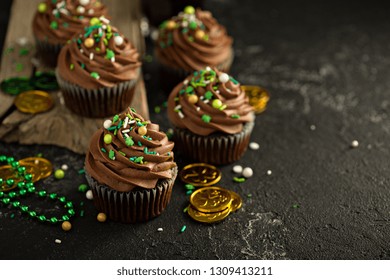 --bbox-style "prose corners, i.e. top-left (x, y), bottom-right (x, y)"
top-left (86, 190), bottom-right (93, 200)
top-left (233, 165), bottom-right (243, 174)
top-left (351, 140), bottom-right (359, 148)
top-left (242, 167), bottom-right (253, 178)
top-left (114, 36), bottom-right (124, 46)
top-left (218, 73), bottom-right (230, 83)
top-left (79, 0), bottom-right (90, 6)
top-left (103, 120), bottom-right (112, 129)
